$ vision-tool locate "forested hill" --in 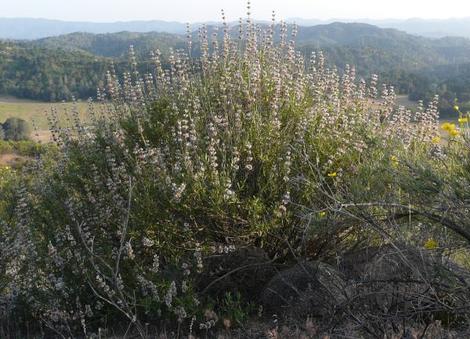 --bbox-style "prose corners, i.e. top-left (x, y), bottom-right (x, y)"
top-left (32, 31), bottom-right (187, 58)
top-left (32, 23), bottom-right (470, 72)
top-left (2, 22), bottom-right (470, 114)
top-left (0, 41), bottom-right (110, 101)
top-left (296, 23), bottom-right (470, 68)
